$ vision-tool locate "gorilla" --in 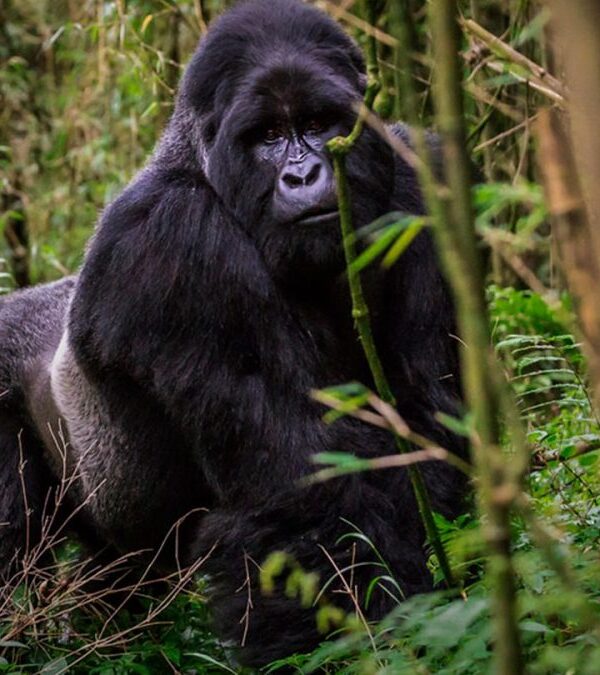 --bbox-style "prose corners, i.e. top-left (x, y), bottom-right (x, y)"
top-left (0, 0), bottom-right (467, 666)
